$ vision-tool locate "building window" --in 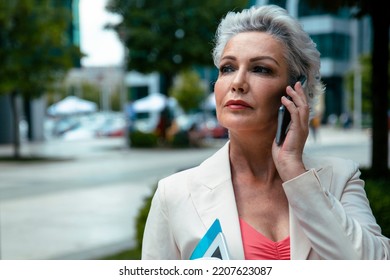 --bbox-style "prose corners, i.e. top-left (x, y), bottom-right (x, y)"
top-left (268, 0), bottom-right (287, 8)
top-left (311, 33), bottom-right (350, 61)
top-left (298, 0), bottom-right (351, 19)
